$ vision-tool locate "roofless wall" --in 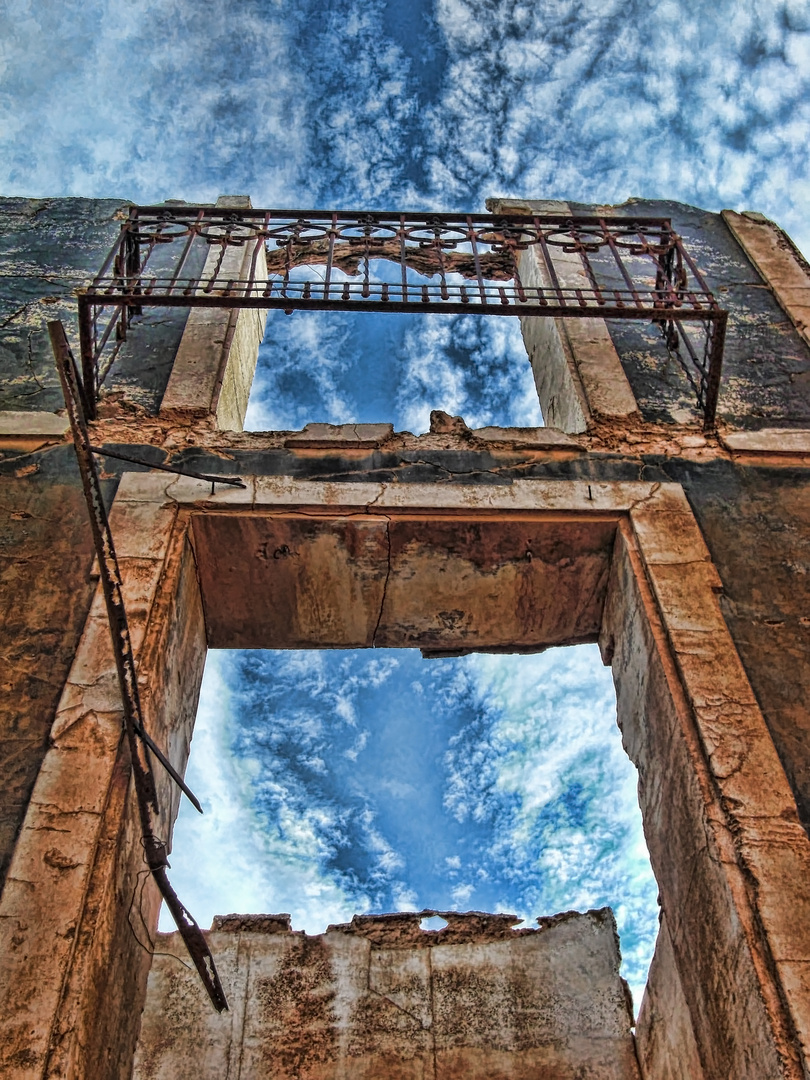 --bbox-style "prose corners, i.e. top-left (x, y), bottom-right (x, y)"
top-left (0, 195), bottom-right (809, 1079)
